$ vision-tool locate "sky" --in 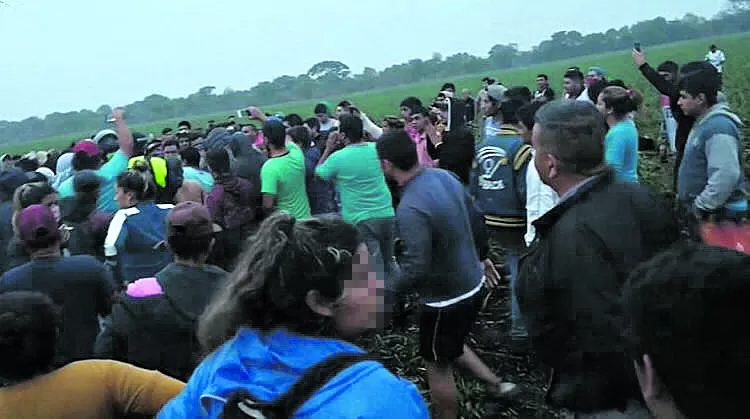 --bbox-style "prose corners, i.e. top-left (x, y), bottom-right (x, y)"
top-left (0, 0), bottom-right (725, 122)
